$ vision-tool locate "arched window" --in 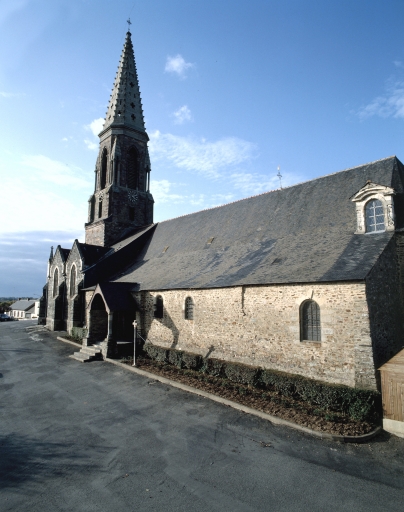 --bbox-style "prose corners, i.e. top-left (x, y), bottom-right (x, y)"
top-left (70, 266), bottom-right (76, 297)
top-left (89, 196), bottom-right (95, 222)
top-left (154, 295), bottom-right (163, 319)
top-left (53, 268), bottom-right (59, 298)
top-left (301, 300), bottom-right (321, 342)
top-left (365, 199), bottom-right (385, 233)
top-left (127, 147), bottom-right (139, 190)
top-left (98, 199), bottom-right (103, 218)
top-left (100, 149), bottom-right (108, 189)
top-left (184, 297), bottom-right (194, 320)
